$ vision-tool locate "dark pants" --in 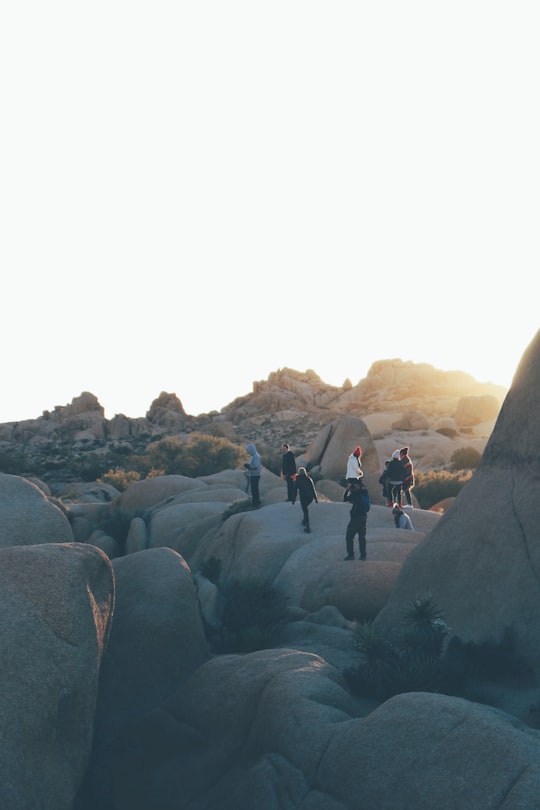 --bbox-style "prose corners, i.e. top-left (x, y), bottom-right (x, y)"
top-left (249, 476), bottom-right (261, 507)
top-left (285, 476), bottom-right (296, 501)
top-left (389, 482), bottom-right (402, 506)
top-left (300, 497), bottom-right (313, 529)
top-left (403, 486), bottom-right (412, 506)
top-left (346, 514), bottom-right (367, 558)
